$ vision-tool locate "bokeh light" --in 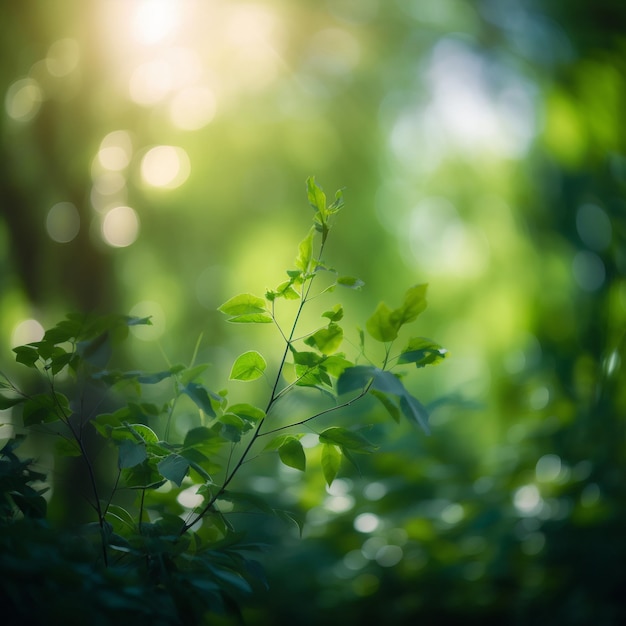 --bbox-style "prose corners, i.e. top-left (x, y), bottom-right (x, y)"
top-left (101, 205), bottom-right (140, 247)
top-left (11, 318), bottom-right (45, 347)
top-left (46, 202), bottom-right (80, 243)
top-left (5, 77), bottom-right (43, 122)
top-left (140, 145), bottom-right (190, 189)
